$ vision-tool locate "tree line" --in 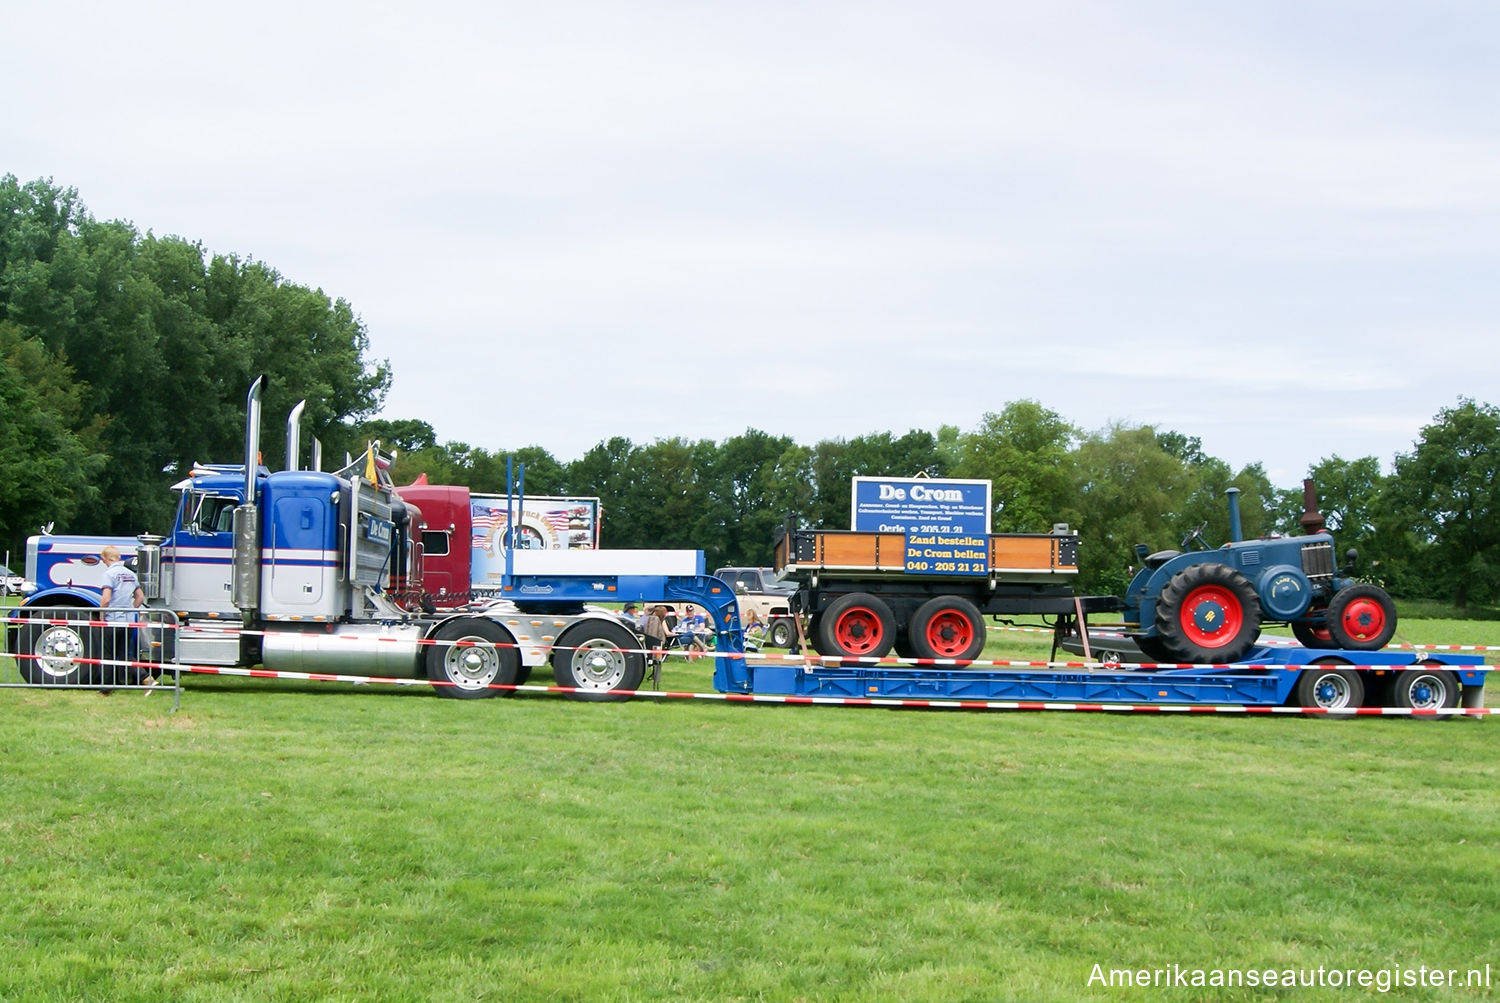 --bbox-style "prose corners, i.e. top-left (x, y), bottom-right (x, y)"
top-left (3, 176), bottom-right (1496, 607)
